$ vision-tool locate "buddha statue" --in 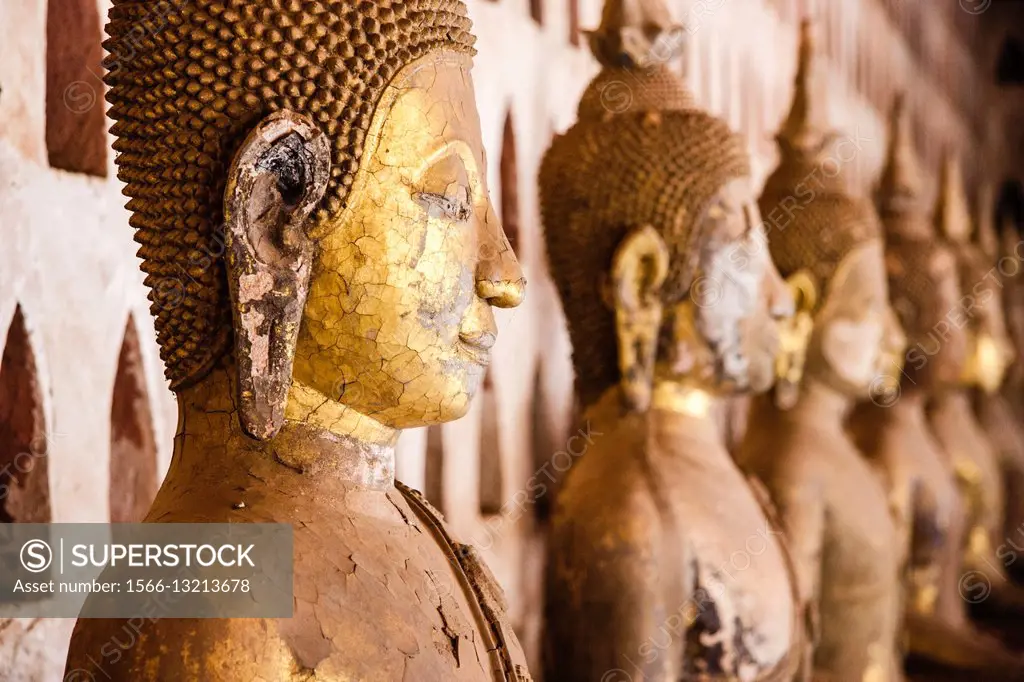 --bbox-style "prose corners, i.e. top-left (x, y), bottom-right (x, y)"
top-left (972, 192), bottom-right (1024, 558)
top-left (996, 213), bottom-right (1024, 565)
top-left (927, 152), bottom-right (1024, 615)
top-left (65, 1), bottom-right (532, 680)
top-left (738, 22), bottom-right (908, 681)
top-left (848, 96), bottom-right (1024, 677)
top-left (539, 0), bottom-right (804, 679)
